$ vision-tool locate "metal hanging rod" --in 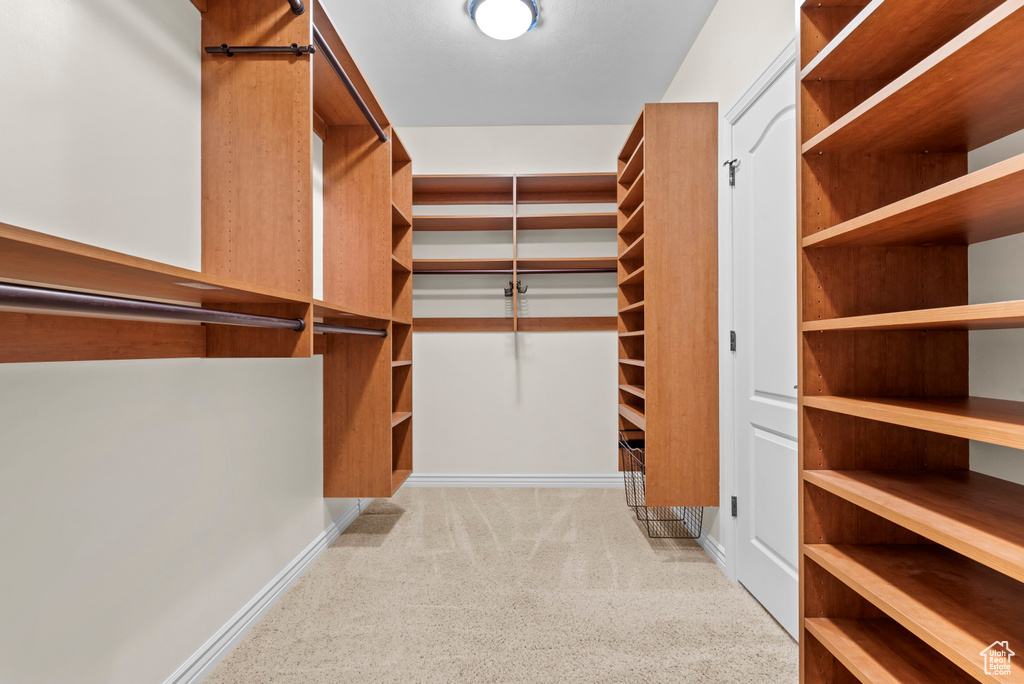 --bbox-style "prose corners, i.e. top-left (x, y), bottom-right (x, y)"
top-left (287, 0), bottom-right (305, 14)
top-left (312, 24), bottom-right (389, 143)
top-left (315, 322), bottom-right (388, 338)
top-left (205, 43), bottom-right (315, 57)
top-left (0, 283), bottom-right (305, 331)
